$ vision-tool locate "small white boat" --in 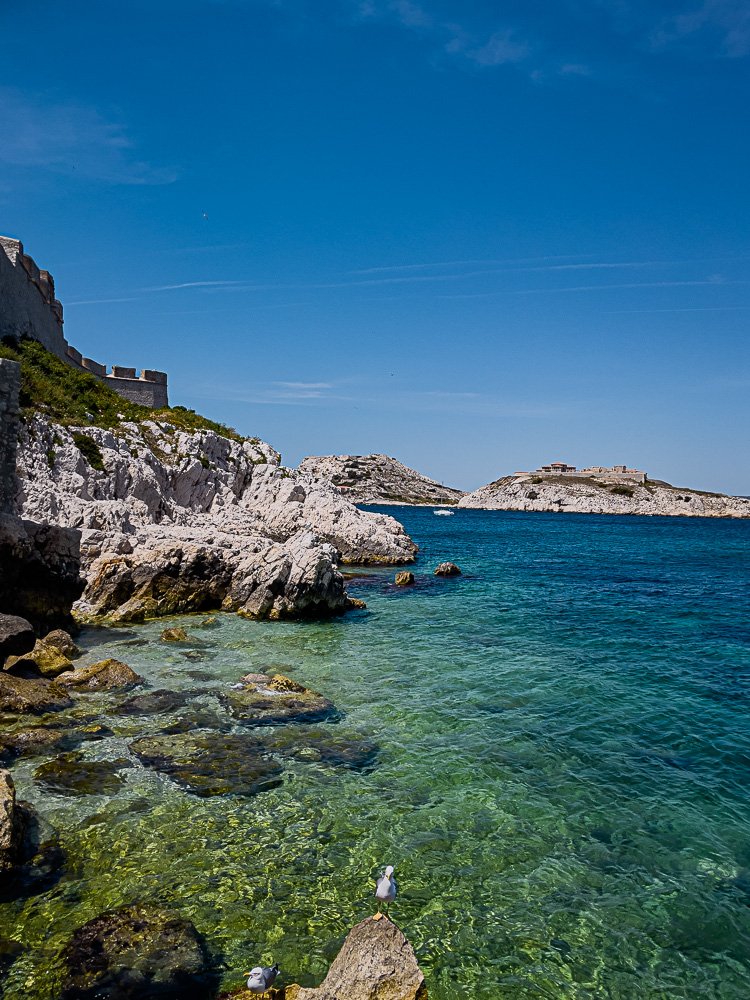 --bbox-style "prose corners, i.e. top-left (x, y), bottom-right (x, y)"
top-left (433, 509), bottom-right (454, 516)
